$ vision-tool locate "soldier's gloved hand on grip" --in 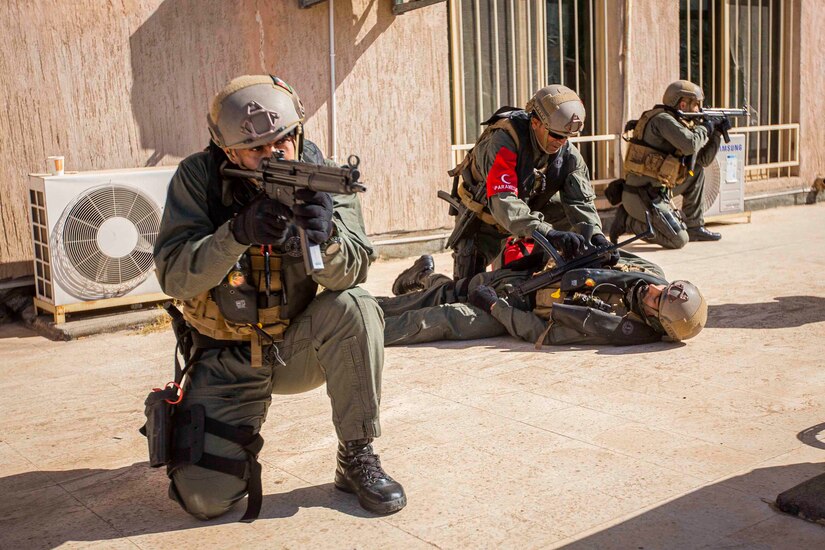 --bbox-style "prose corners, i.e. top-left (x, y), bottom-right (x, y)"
top-left (701, 118), bottom-right (717, 135)
top-left (231, 193), bottom-right (291, 246)
top-left (468, 285), bottom-right (499, 314)
top-left (591, 233), bottom-right (620, 267)
top-left (714, 116), bottom-right (732, 136)
top-left (542, 228), bottom-right (587, 259)
top-left (292, 188), bottom-right (334, 245)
